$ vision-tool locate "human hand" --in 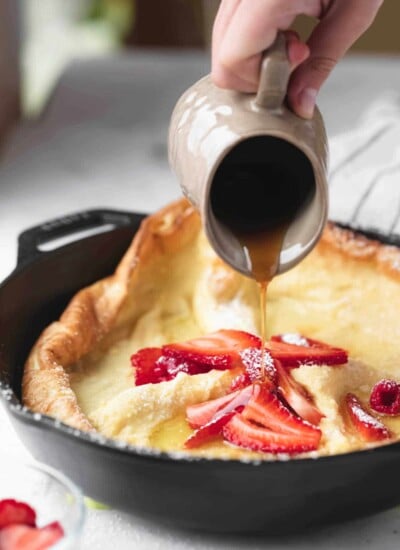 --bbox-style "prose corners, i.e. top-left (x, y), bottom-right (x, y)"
top-left (212, 0), bottom-right (383, 118)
